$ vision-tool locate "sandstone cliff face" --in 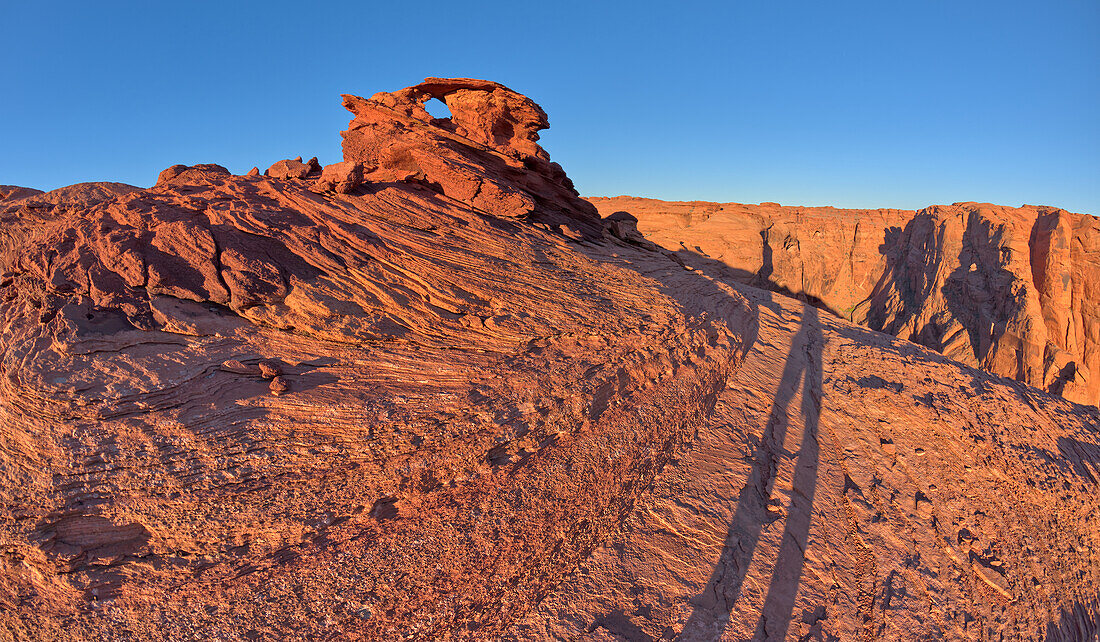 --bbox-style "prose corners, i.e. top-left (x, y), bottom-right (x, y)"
top-left (590, 197), bottom-right (1100, 406)
top-left (0, 81), bottom-right (1097, 640)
